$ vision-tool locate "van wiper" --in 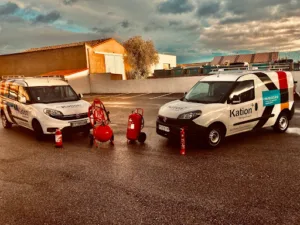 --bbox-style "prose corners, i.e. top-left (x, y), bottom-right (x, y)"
top-left (181, 97), bottom-right (188, 102)
top-left (185, 99), bottom-right (201, 103)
